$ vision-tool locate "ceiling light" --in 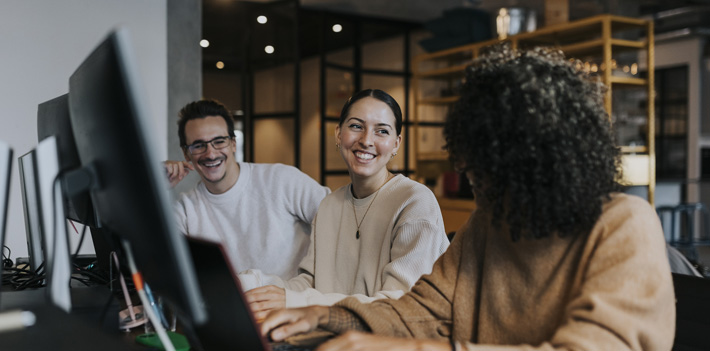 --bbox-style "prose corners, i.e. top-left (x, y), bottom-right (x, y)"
top-left (257, 15), bottom-right (267, 24)
top-left (332, 24), bottom-right (342, 33)
top-left (200, 39), bottom-right (210, 48)
top-left (265, 45), bottom-right (274, 54)
top-left (216, 61), bottom-right (225, 69)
